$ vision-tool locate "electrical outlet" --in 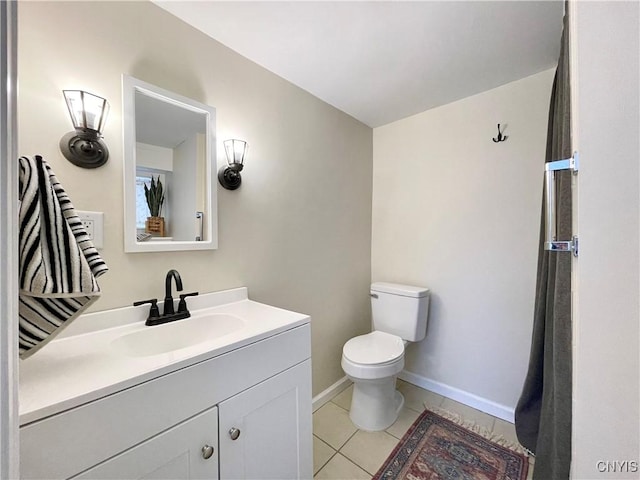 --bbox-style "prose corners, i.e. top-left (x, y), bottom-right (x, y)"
top-left (81, 218), bottom-right (95, 239)
top-left (76, 211), bottom-right (104, 249)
